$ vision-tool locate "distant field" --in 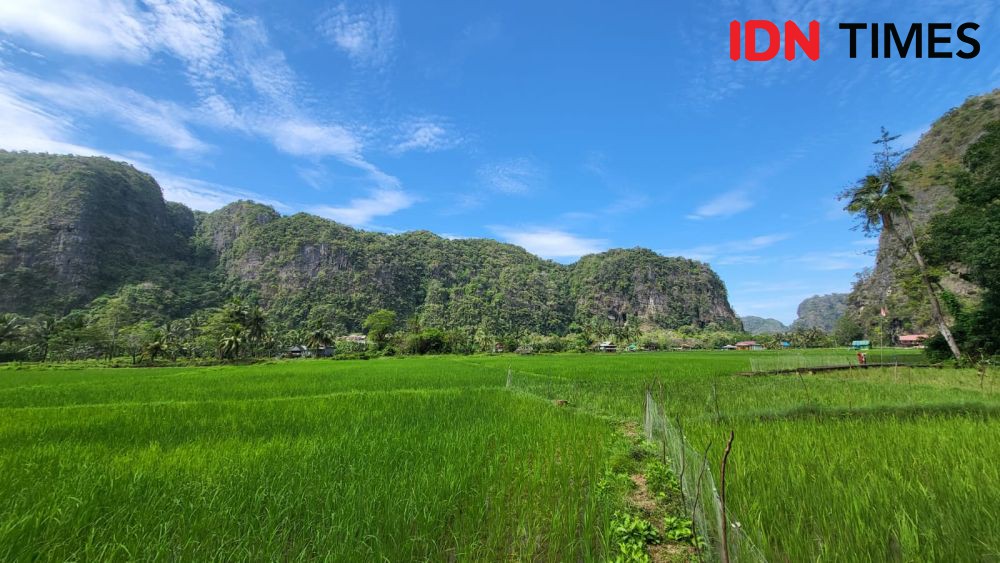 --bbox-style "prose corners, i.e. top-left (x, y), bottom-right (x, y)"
top-left (2, 350), bottom-right (998, 561)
